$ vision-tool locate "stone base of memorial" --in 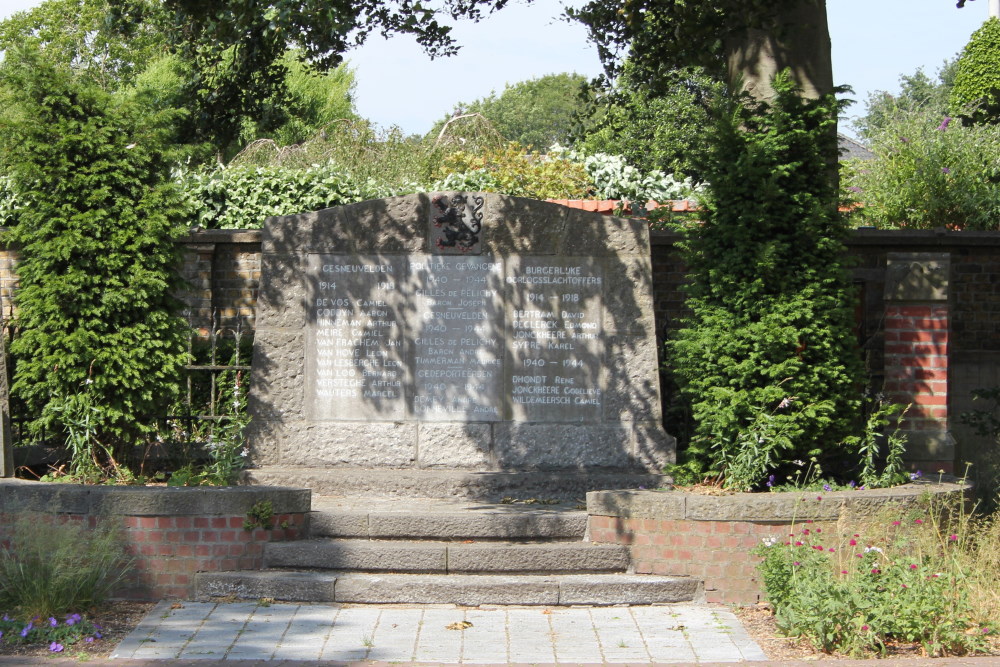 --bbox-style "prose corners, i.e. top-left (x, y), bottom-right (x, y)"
top-left (248, 193), bottom-right (672, 497)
